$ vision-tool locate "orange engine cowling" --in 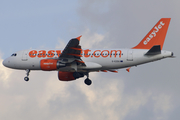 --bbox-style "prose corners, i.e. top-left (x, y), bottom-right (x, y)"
top-left (40, 59), bottom-right (58, 71)
top-left (58, 71), bottom-right (84, 81)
